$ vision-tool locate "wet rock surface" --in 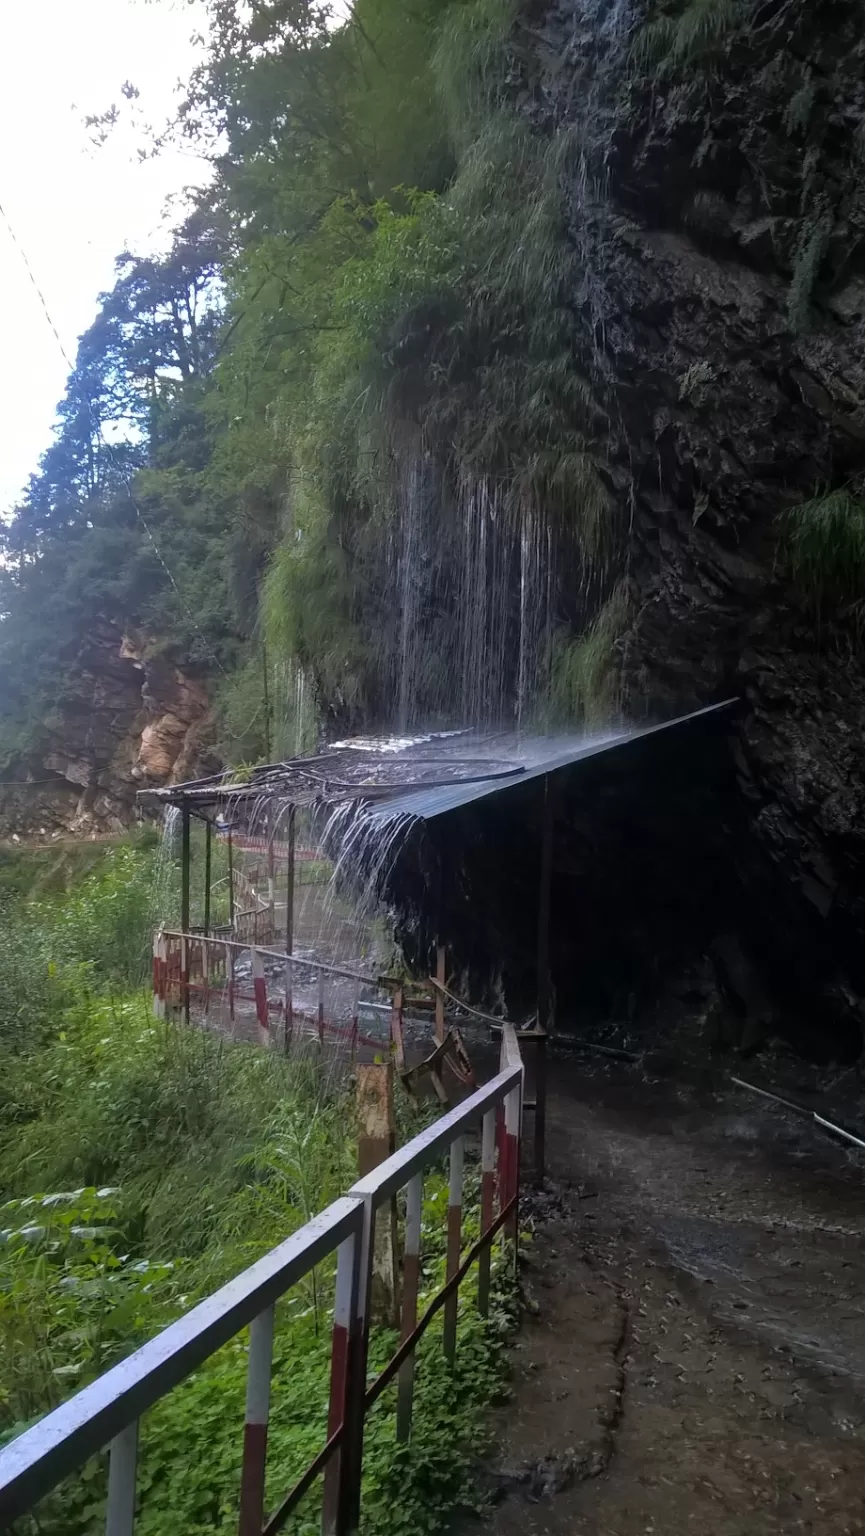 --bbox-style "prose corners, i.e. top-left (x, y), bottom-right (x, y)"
top-left (467, 1052), bottom-right (865, 1533)
top-left (526, 0), bottom-right (865, 1028)
top-left (0, 622), bottom-right (217, 838)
